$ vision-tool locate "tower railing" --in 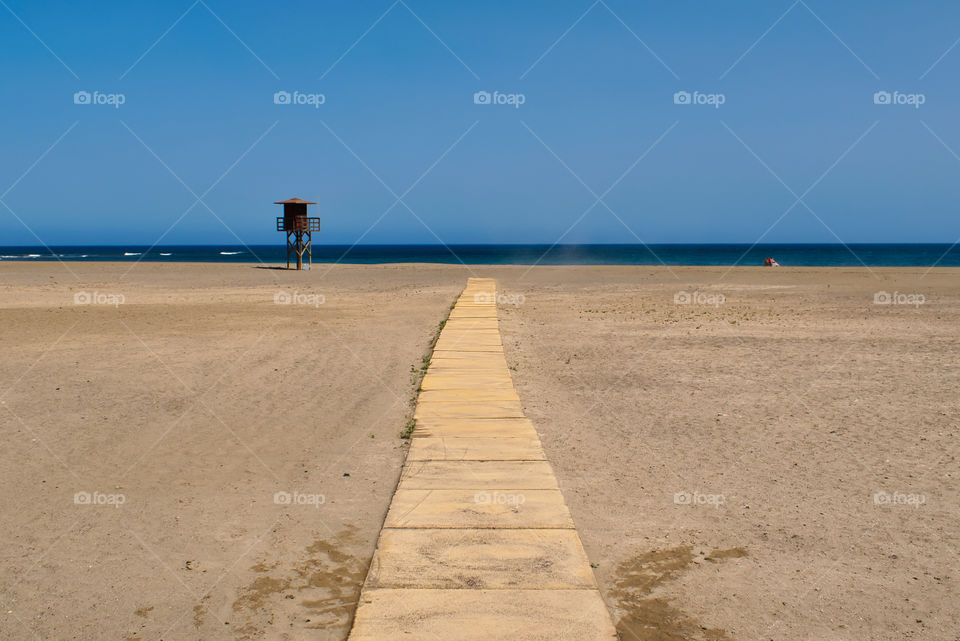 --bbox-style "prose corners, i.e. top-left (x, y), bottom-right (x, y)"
top-left (276, 217), bottom-right (321, 232)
